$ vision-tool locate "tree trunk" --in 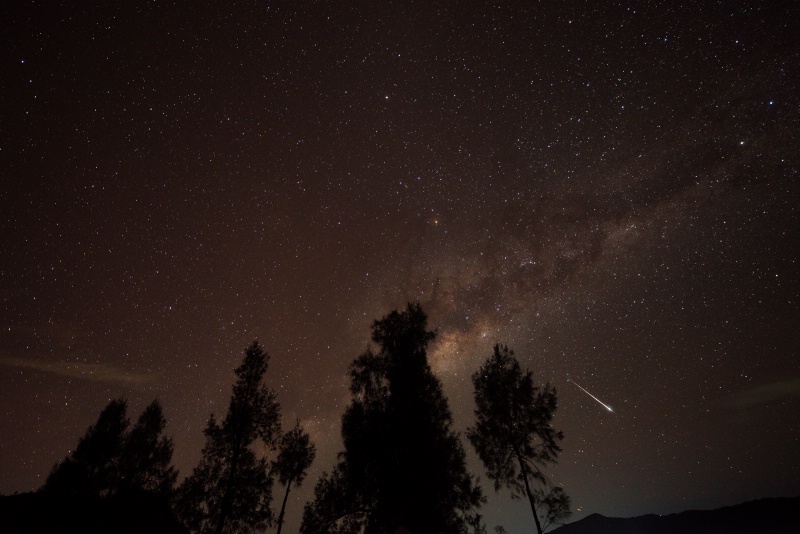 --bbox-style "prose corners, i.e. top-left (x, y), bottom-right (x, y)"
top-left (215, 448), bottom-right (241, 534)
top-left (518, 455), bottom-right (544, 534)
top-left (215, 373), bottom-right (254, 534)
top-left (276, 478), bottom-right (293, 534)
